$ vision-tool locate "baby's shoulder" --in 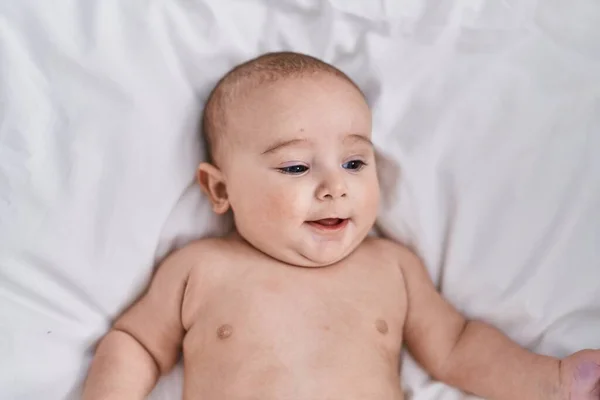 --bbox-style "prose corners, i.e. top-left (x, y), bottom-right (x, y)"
top-left (358, 236), bottom-right (411, 256)
top-left (138, 238), bottom-right (231, 293)
top-left (174, 236), bottom-right (242, 267)
top-left (357, 237), bottom-right (422, 268)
